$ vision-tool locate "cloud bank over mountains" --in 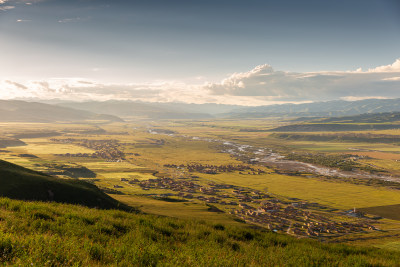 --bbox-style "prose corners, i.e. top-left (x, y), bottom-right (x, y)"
top-left (1, 59), bottom-right (400, 105)
top-left (205, 59), bottom-right (400, 102)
